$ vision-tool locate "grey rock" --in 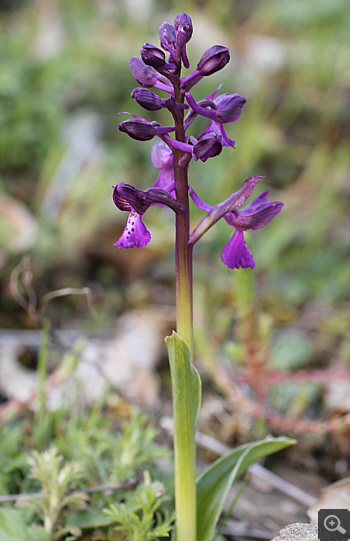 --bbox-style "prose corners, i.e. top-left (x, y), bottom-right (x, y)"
top-left (271, 522), bottom-right (318, 541)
